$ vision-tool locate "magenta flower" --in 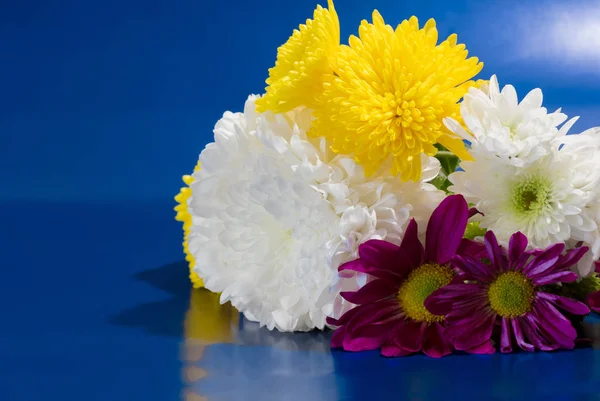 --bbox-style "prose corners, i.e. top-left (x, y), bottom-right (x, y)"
top-left (588, 291), bottom-right (600, 313)
top-left (586, 263), bottom-right (600, 313)
top-left (327, 194), bottom-right (470, 358)
top-left (426, 231), bottom-right (590, 354)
